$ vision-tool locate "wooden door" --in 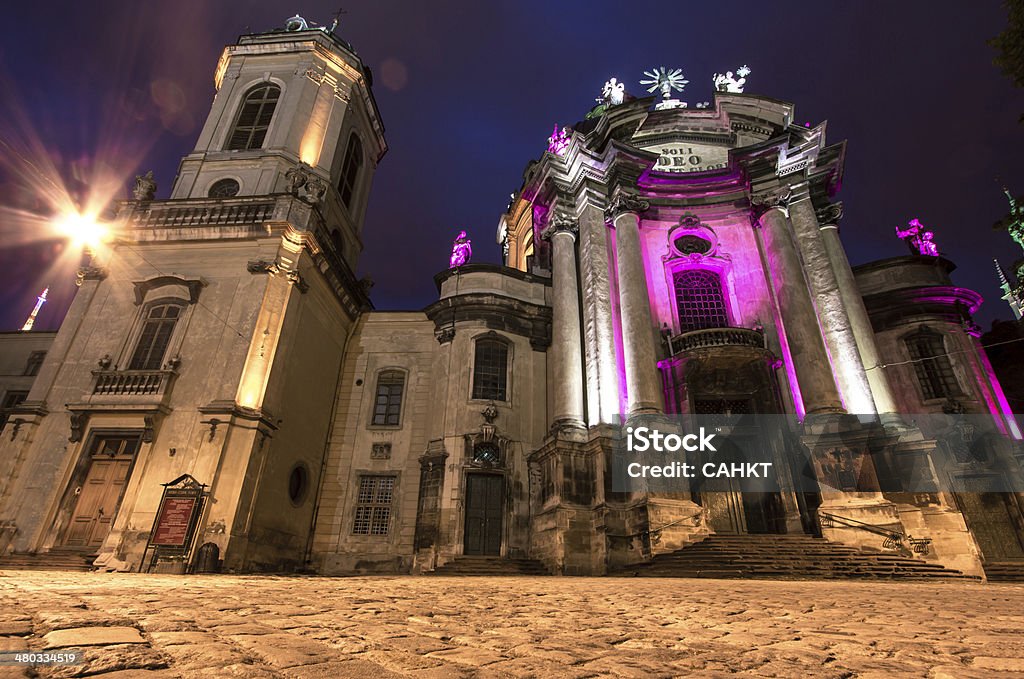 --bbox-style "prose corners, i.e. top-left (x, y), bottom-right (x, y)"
top-left (62, 435), bottom-right (138, 549)
top-left (956, 491), bottom-right (1024, 562)
top-left (464, 474), bottom-right (503, 555)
